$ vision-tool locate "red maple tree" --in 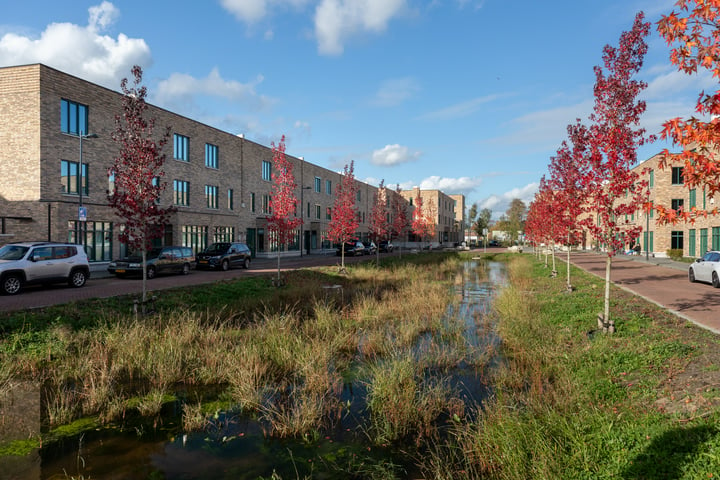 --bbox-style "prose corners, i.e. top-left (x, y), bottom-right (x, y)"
top-left (411, 191), bottom-right (426, 249)
top-left (656, 1), bottom-right (720, 222)
top-left (327, 161), bottom-right (359, 271)
top-left (368, 179), bottom-right (389, 264)
top-left (267, 135), bottom-right (302, 284)
top-left (108, 65), bottom-right (174, 306)
top-left (580, 12), bottom-right (651, 332)
top-left (389, 184), bottom-right (409, 252)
